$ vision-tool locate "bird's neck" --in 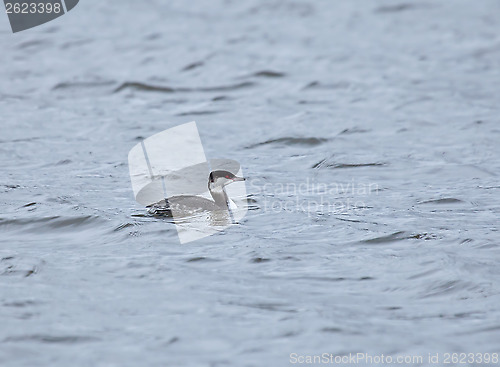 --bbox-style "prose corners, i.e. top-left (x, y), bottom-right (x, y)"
top-left (209, 185), bottom-right (229, 209)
